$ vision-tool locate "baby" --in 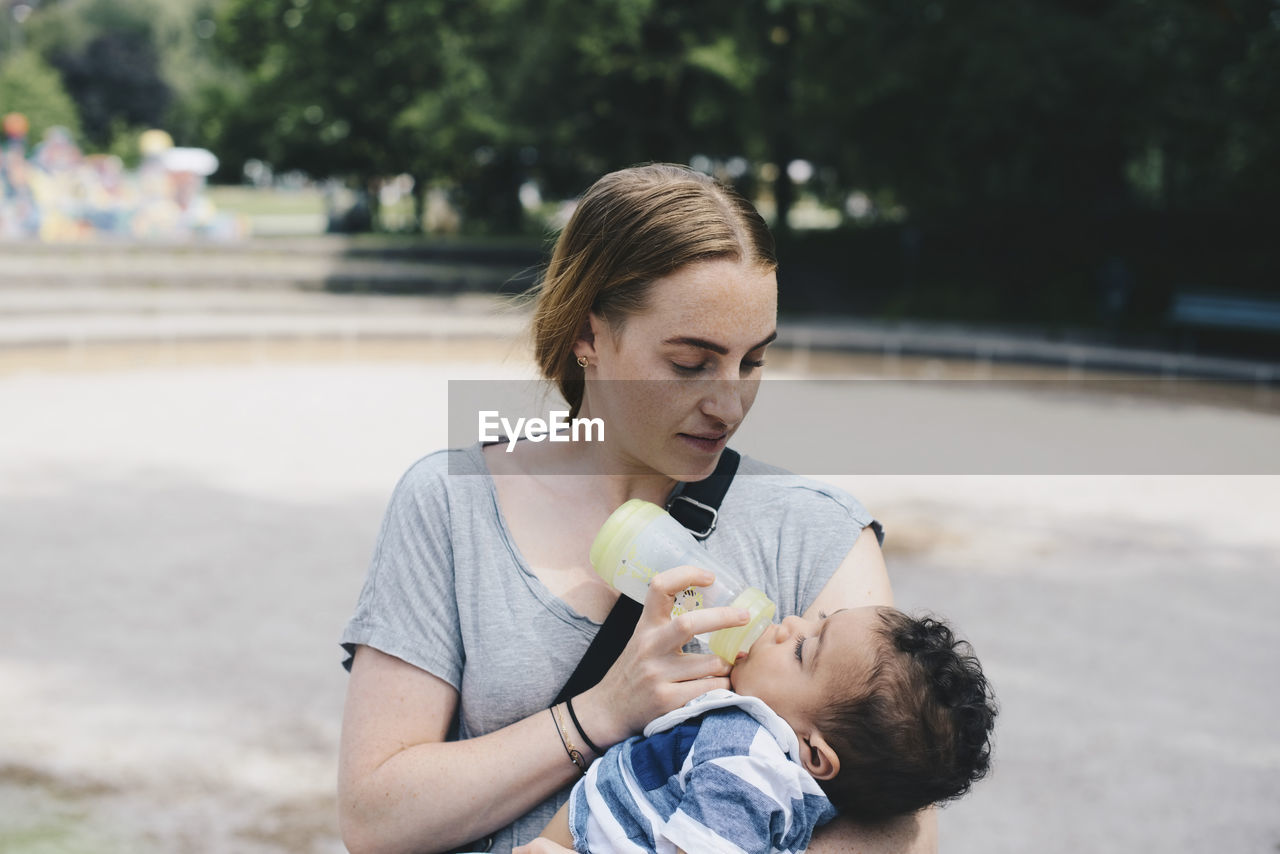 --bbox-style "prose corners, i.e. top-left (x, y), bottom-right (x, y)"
top-left (534, 605), bottom-right (997, 853)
